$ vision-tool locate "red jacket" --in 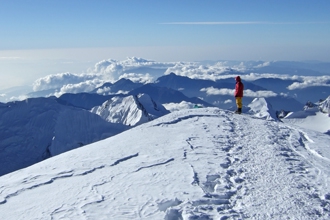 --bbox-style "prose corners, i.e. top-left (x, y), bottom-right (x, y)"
top-left (234, 76), bottom-right (244, 97)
